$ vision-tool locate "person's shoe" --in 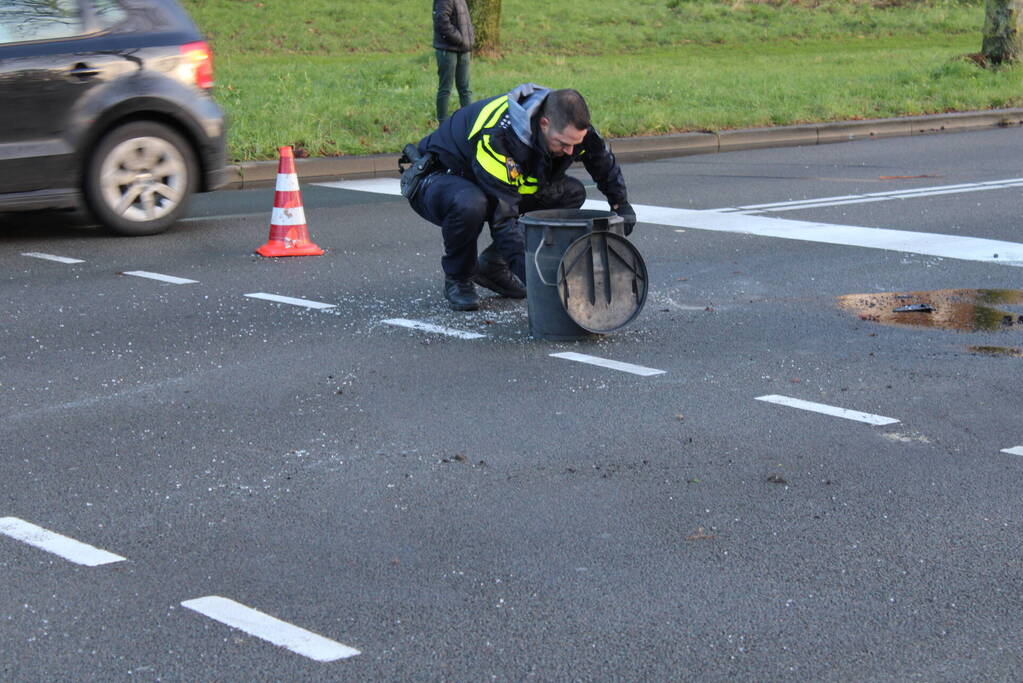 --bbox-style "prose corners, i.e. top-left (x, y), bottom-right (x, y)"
top-left (444, 277), bottom-right (480, 311)
top-left (473, 257), bottom-right (527, 299)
